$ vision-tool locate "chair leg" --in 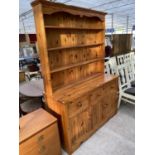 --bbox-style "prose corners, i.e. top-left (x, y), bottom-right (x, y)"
top-left (25, 74), bottom-right (30, 81)
top-left (117, 94), bottom-right (122, 108)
